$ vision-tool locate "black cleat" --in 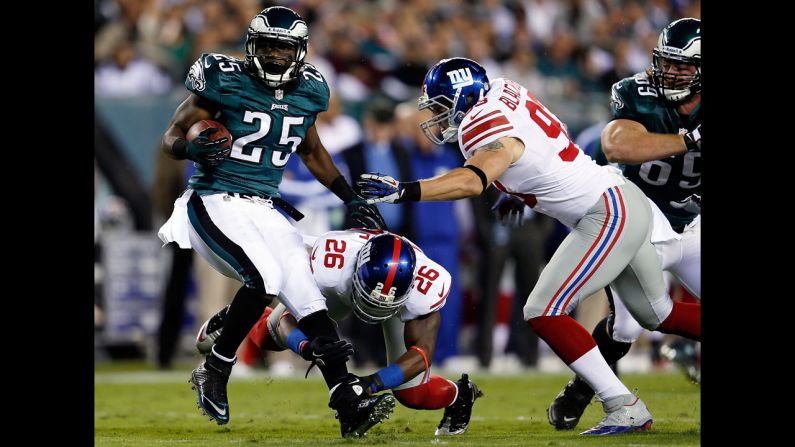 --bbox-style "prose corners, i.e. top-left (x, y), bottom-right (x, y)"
top-left (547, 376), bottom-right (595, 430)
top-left (435, 373), bottom-right (483, 435)
top-left (336, 394), bottom-right (396, 438)
top-left (189, 354), bottom-right (234, 425)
